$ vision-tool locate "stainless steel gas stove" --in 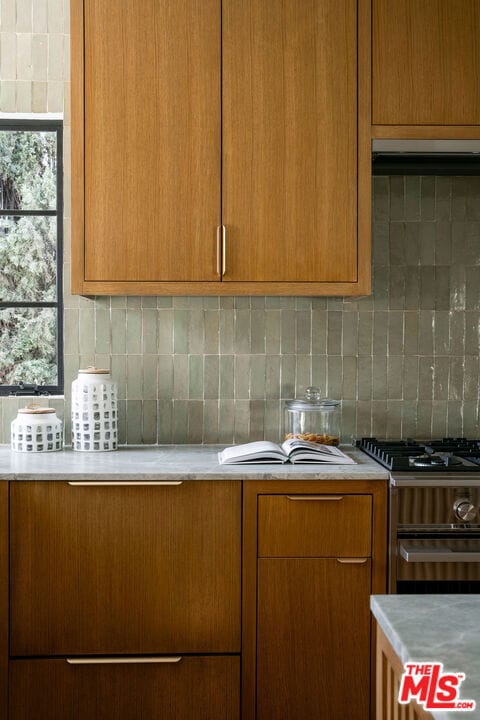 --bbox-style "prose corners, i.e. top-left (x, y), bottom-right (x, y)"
top-left (358, 438), bottom-right (480, 594)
